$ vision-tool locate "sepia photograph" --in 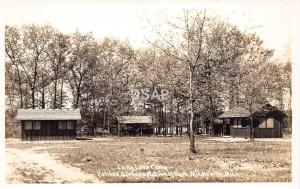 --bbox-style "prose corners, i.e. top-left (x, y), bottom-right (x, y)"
top-left (1, 0), bottom-right (300, 187)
